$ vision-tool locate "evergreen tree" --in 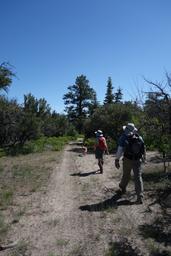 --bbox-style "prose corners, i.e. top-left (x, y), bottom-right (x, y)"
top-left (37, 98), bottom-right (51, 118)
top-left (88, 91), bottom-right (100, 115)
top-left (104, 77), bottom-right (114, 104)
top-left (0, 62), bottom-right (15, 93)
top-left (24, 93), bottom-right (39, 114)
top-left (63, 75), bottom-right (95, 132)
top-left (114, 87), bottom-right (123, 103)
